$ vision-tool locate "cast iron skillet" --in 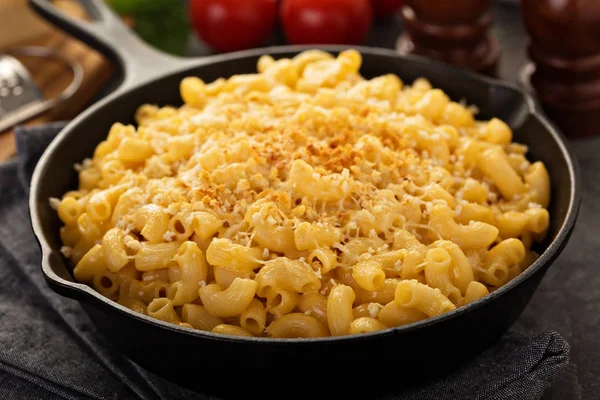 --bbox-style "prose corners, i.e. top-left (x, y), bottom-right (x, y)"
top-left (29, 0), bottom-right (580, 397)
